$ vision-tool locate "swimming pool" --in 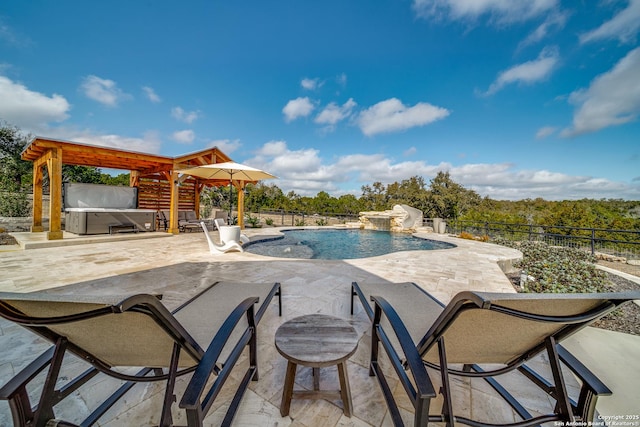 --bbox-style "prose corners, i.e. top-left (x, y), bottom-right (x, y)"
top-left (245, 228), bottom-right (456, 259)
